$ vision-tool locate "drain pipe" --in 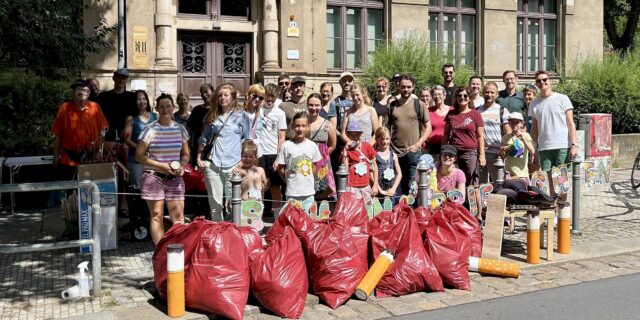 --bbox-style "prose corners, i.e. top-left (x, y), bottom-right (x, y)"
top-left (118, 0), bottom-right (126, 68)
